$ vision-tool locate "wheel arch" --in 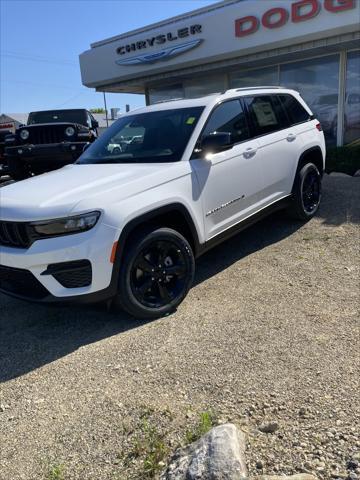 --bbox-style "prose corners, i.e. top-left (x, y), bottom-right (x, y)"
top-left (292, 146), bottom-right (324, 193)
top-left (115, 203), bottom-right (201, 264)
